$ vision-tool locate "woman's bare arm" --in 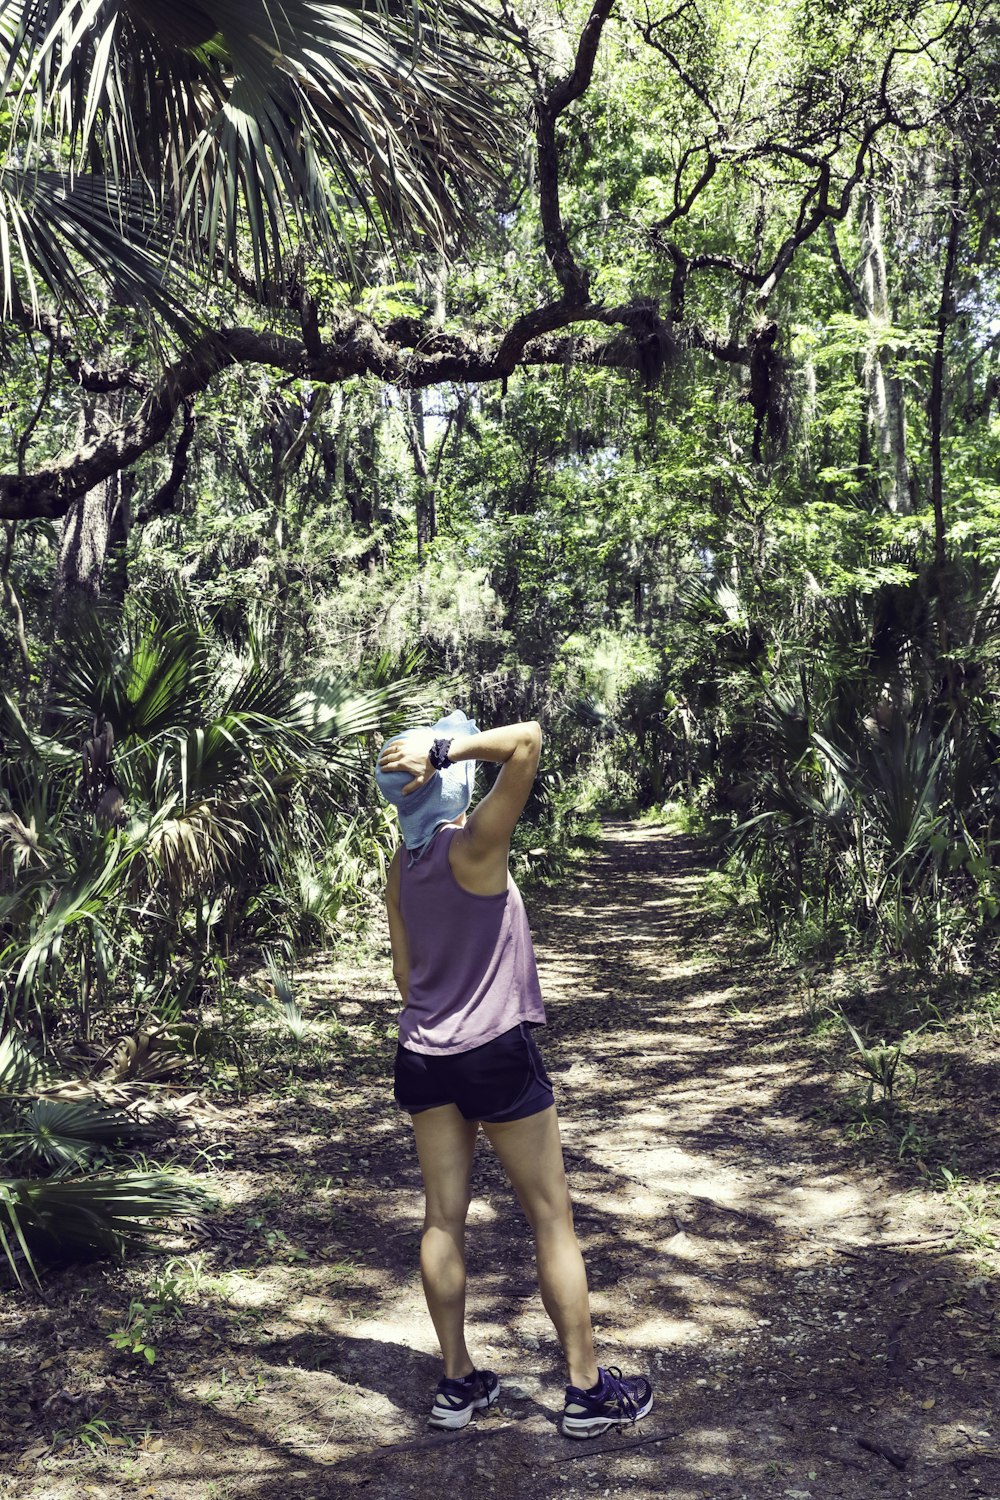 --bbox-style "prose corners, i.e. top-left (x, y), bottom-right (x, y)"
top-left (384, 848), bottom-right (410, 1000)
top-left (378, 720), bottom-right (542, 894)
top-left (454, 722), bottom-right (541, 858)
